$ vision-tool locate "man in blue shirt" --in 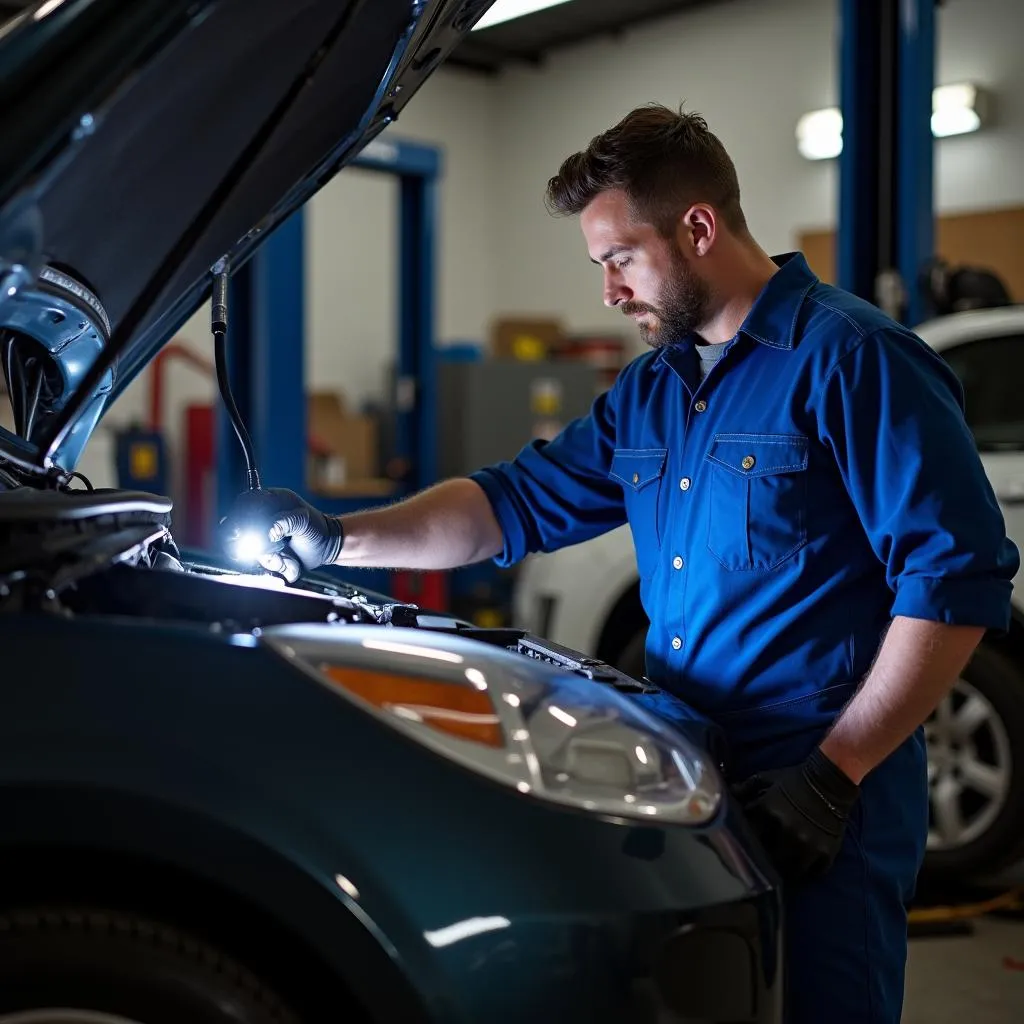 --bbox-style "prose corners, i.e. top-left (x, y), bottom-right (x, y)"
top-left (238, 105), bottom-right (1019, 1022)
